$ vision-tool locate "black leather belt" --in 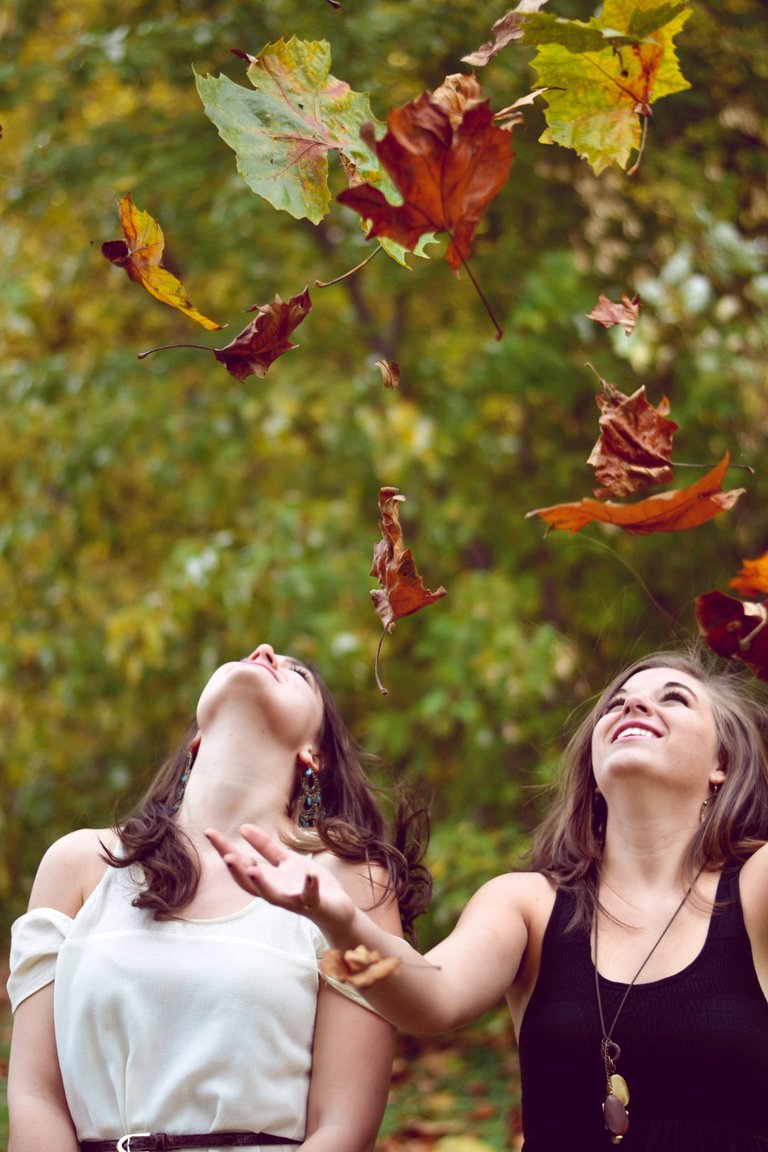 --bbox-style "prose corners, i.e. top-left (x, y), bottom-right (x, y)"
top-left (79, 1133), bottom-right (300, 1151)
